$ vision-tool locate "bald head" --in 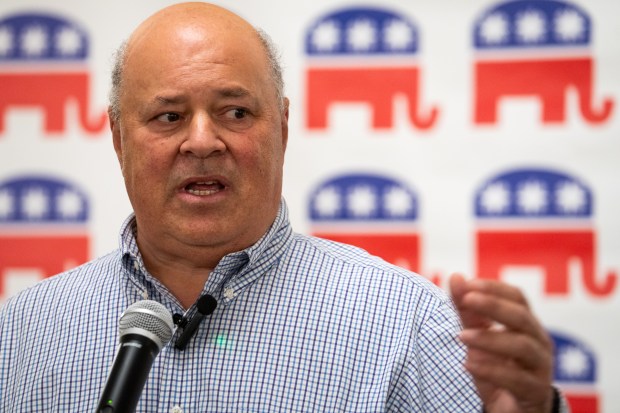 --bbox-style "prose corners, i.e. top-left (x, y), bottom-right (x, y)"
top-left (109, 2), bottom-right (284, 122)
